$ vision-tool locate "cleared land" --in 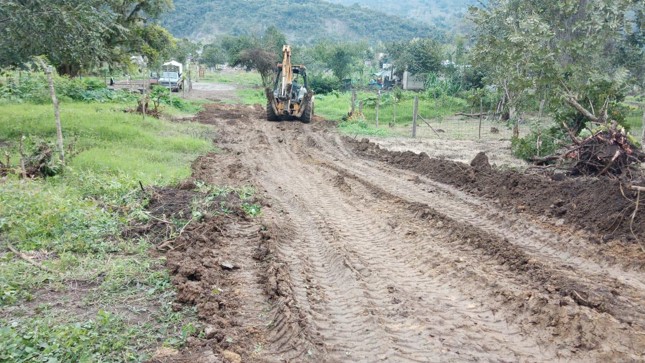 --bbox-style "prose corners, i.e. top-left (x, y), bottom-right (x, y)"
top-left (149, 85), bottom-right (645, 362)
